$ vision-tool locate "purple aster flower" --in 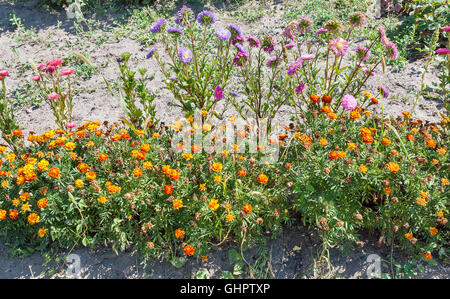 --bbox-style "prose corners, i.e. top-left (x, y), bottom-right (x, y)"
top-left (233, 52), bottom-right (248, 66)
top-left (146, 47), bottom-right (157, 59)
top-left (215, 27), bottom-right (231, 41)
top-left (175, 5), bottom-right (193, 26)
top-left (266, 57), bottom-right (281, 68)
top-left (167, 27), bottom-right (184, 35)
top-left (436, 48), bottom-right (450, 55)
top-left (170, 77), bottom-right (178, 82)
top-left (197, 11), bottom-right (216, 26)
top-left (247, 36), bottom-right (260, 48)
top-left (341, 94), bottom-right (357, 111)
top-left (235, 43), bottom-right (246, 54)
top-left (214, 85), bottom-right (223, 99)
top-left (316, 28), bottom-right (328, 34)
top-left (297, 17), bottom-right (313, 33)
top-left (229, 24), bottom-right (242, 38)
top-left (179, 47), bottom-right (193, 64)
top-left (150, 18), bottom-right (166, 33)
top-left (229, 91), bottom-right (239, 97)
top-left (295, 82), bottom-right (305, 94)
top-left (330, 38), bottom-right (349, 57)
top-left (377, 85), bottom-right (389, 98)
top-left (385, 42), bottom-right (398, 60)
top-left (288, 59), bottom-right (303, 76)
top-left (355, 46), bottom-right (370, 61)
